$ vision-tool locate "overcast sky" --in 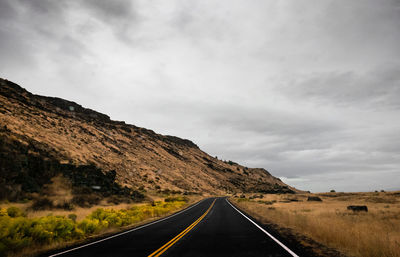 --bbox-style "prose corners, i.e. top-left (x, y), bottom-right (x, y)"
top-left (1, 0), bottom-right (399, 192)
